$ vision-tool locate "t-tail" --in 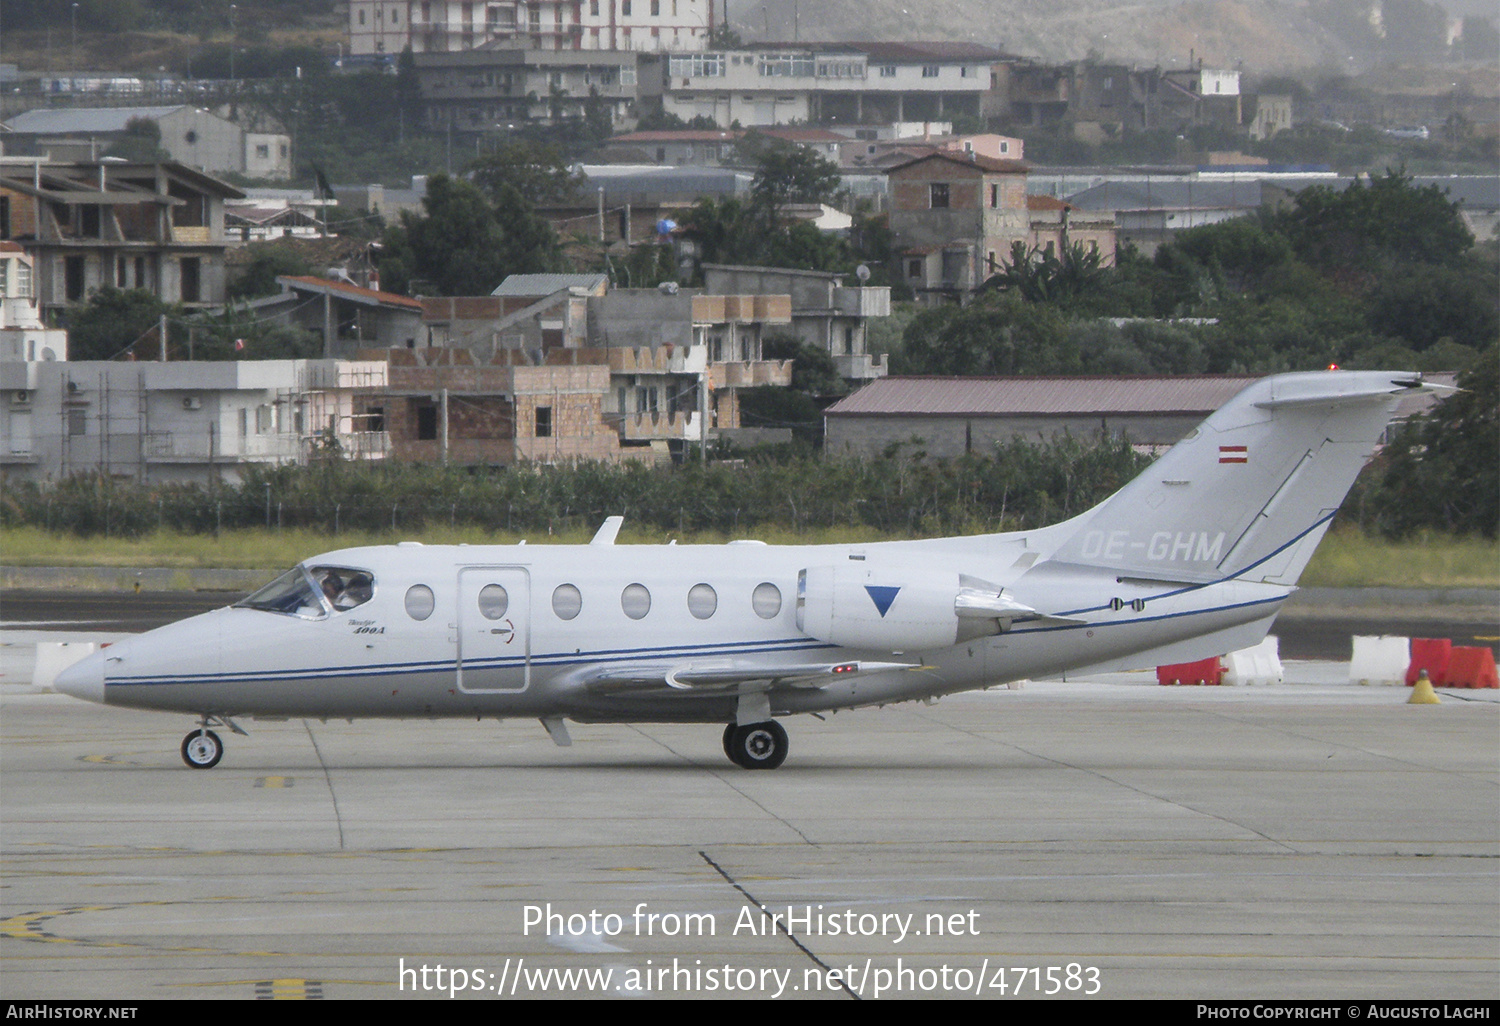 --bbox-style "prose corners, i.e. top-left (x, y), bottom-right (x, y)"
top-left (1047, 371), bottom-right (1438, 587)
